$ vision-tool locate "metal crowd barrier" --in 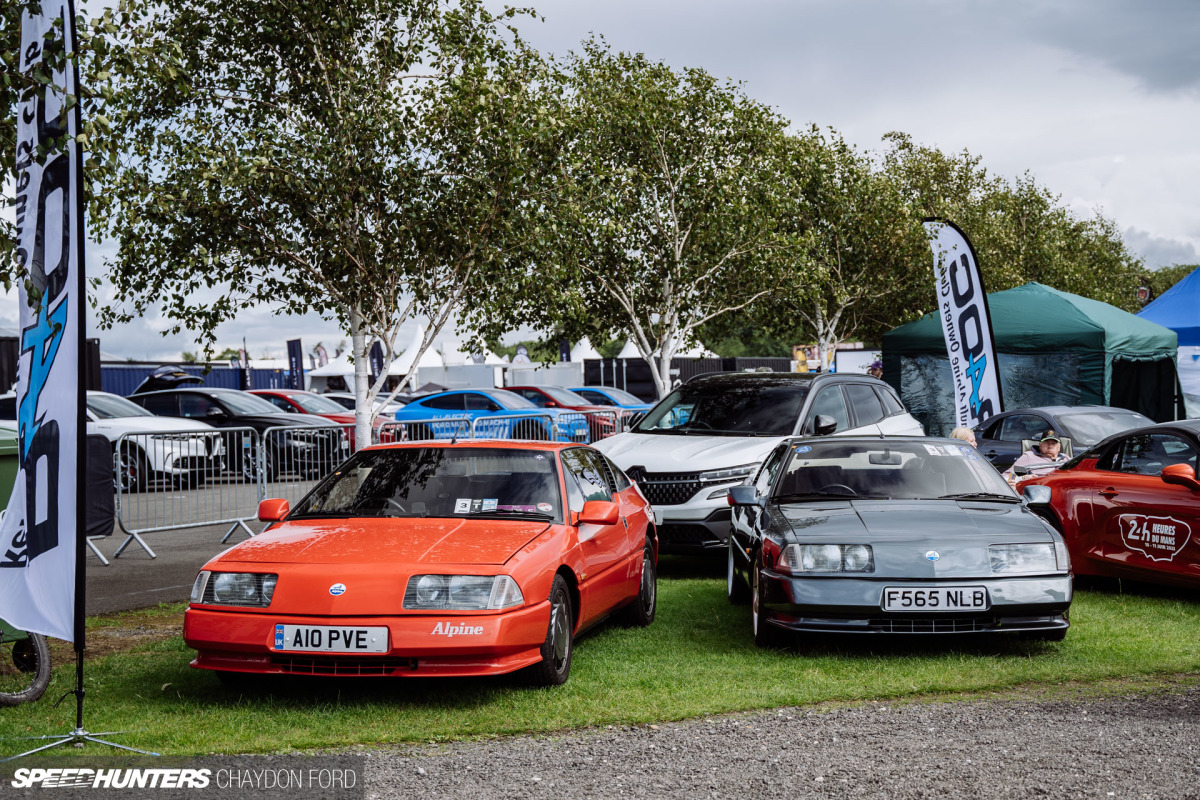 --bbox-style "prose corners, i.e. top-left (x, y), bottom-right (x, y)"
top-left (256, 422), bottom-right (356, 508)
top-left (112, 427), bottom-right (261, 560)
